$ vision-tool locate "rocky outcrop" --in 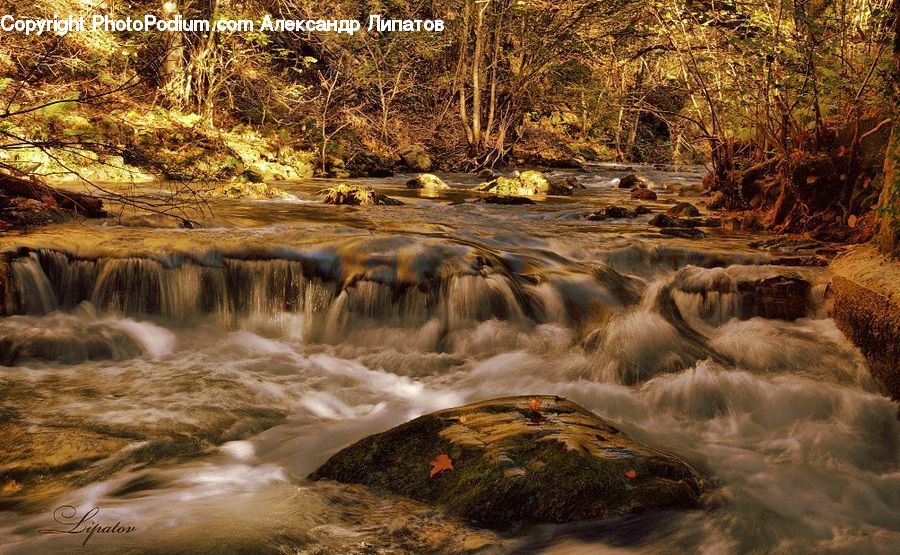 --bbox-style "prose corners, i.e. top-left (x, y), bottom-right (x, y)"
top-left (318, 185), bottom-right (403, 206)
top-left (829, 246), bottom-right (900, 399)
top-left (310, 396), bottom-right (705, 525)
top-left (0, 255), bottom-right (13, 316)
top-left (406, 174), bottom-right (449, 190)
